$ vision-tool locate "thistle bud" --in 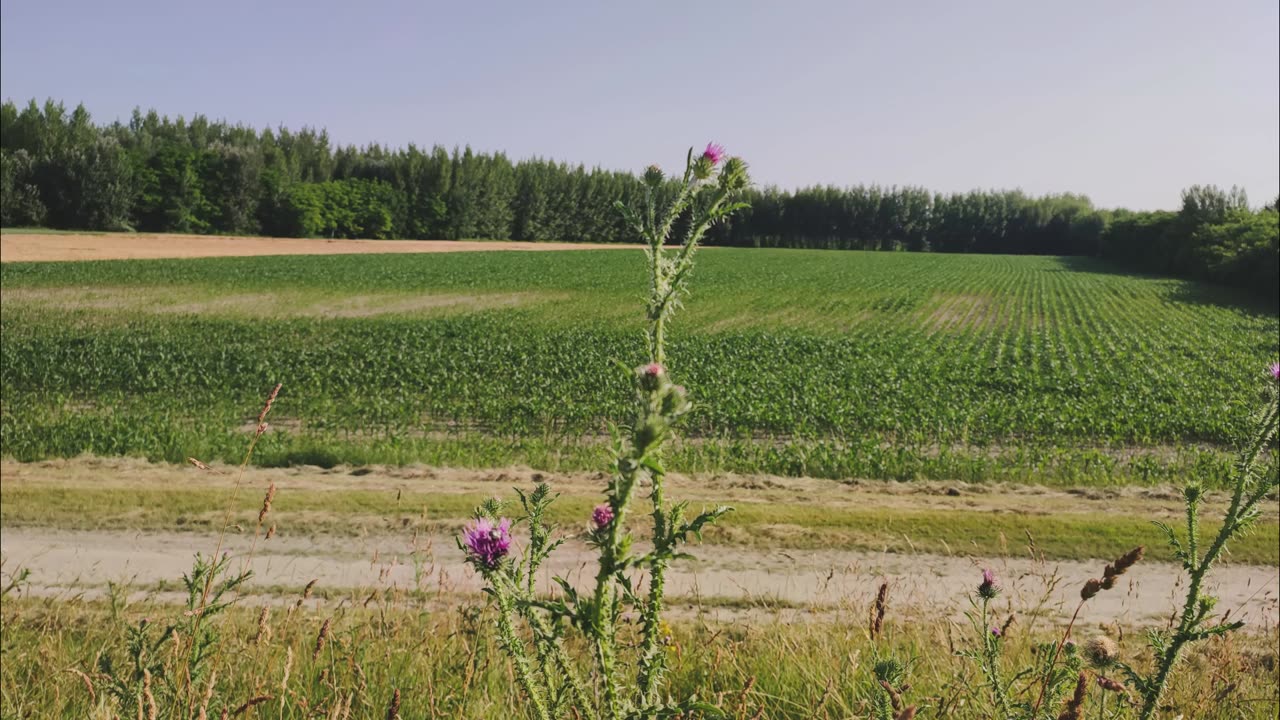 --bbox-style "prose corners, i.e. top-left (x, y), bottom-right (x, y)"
top-left (660, 384), bottom-right (690, 418)
top-left (637, 362), bottom-right (666, 392)
top-left (978, 569), bottom-right (1000, 599)
top-left (592, 504), bottom-right (614, 531)
top-left (691, 155), bottom-right (714, 181)
top-left (717, 156), bottom-right (750, 191)
top-left (644, 164), bottom-right (664, 186)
